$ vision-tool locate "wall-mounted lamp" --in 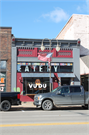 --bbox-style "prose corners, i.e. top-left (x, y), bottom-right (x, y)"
top-left (77, 38), bottom-right (81, 46)
top-left (56, 40), bottom-right (60, 52)
top-left (41, 40), bottom-right (45, 51)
